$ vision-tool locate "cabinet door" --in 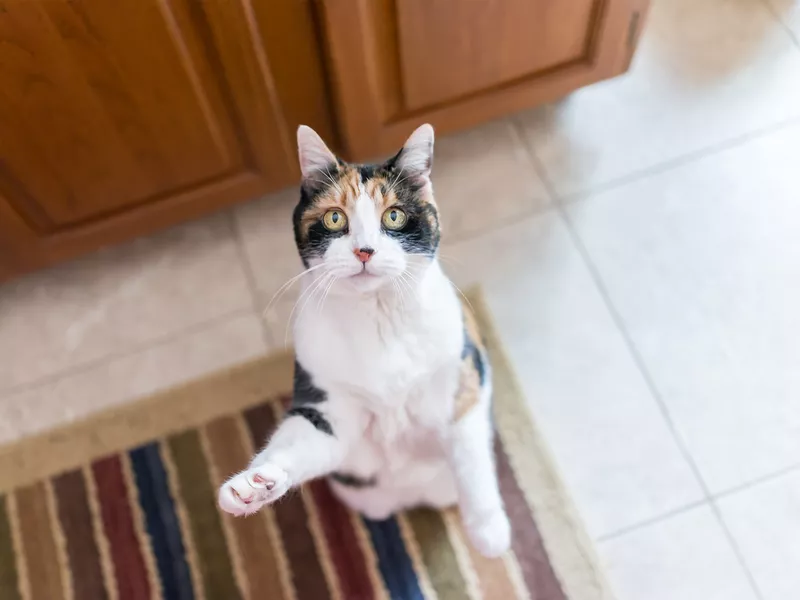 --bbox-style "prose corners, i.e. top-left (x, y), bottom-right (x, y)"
top-left (0, 0), bottom-right (334, 278)
top-left (320, 0), bottom-right (648, 159)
